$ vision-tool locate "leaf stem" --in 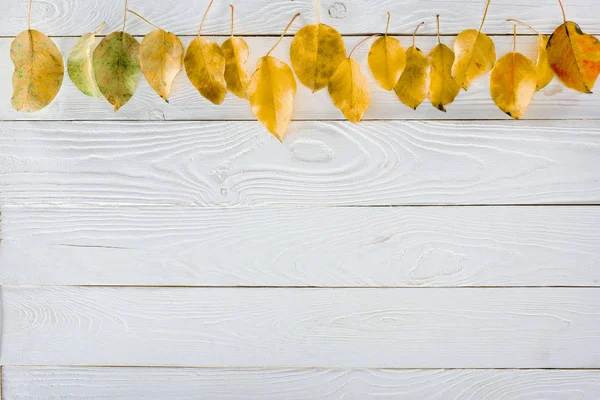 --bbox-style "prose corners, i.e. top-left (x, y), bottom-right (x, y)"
top-left (127, 9), bottom-right (161, 30)
top-left (385, 12), bottom-right (391, 36)
top-left (413, 21), bottom-right (424, 47)
top-left (349, 33), bottom-right (380, 58)
top-left (122, 0), bottom-right (128, 31)
top-left (513, 24), bottom-right (517, 53)
top-left (229, 4), bottom-right (234, 37)
top-left (506, 18), bottom-right (540, 35)
top-left (436, 14), bottom-right (441, 44)
top-left (266, 13), bottom-right (300, 56)
top-left (28, 0), bottom-right (32, 30)
top-left (95, 21), bottom-right (106, 35)
top-left (478, 0), bottom-right (491, 33)
top-left (198, 0), bottom-right (216, 36)
top-left (557, 0), bottom-right (567, 23)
